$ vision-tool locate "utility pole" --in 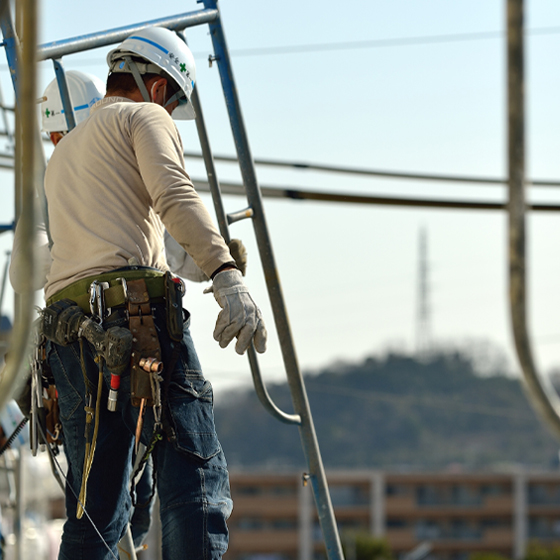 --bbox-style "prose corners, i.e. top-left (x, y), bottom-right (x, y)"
top-left (415, 227), bottom-right (431, 357)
